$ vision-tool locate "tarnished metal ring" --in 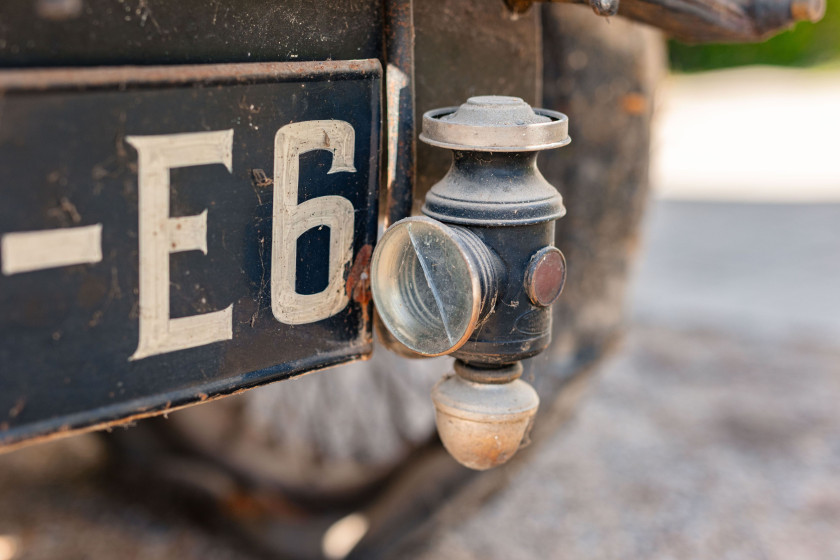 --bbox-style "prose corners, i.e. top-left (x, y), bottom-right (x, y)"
top-left (420, 107), bottom-right (570, 152)
top-left (454, 361), bottom-right (523, 384)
